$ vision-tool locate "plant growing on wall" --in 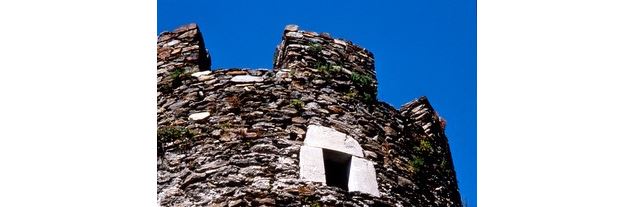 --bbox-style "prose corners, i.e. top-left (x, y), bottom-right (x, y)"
top-left (420, 139), bottom-right (433, 152)
top-left (158, 67), bottom-right (189, 93)
top-left (290, 99), bottom-right (305, 109)
top-left (157, 126), bottom-right (195, 155)
top-left (350, 72), bottom-right (377, 103)
top-left (409, 156), bottom-right (425, 173)
top-left (344, 90), bottom-right (357, 100)
top-left (350, 72), bottom-right (373, 87)
top-left (307, 42), bottom-right (323, 55)
top-left (361, 92), bottom-right (375, 103)
top-left (170, 68), bottom-right (184, 80)
top-left (316, 62), bottom-right (341, 75)
top-left (410, 137), bottom-right (435, 173)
